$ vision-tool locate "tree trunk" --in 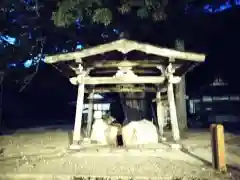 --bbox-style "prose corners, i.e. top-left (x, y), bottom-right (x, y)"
top-left (0, 73), bottom-right (4, 131)
top-left (175, 76), bottom-right (188, 134)
top-left (174, 38), bottom-right (187, 135)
